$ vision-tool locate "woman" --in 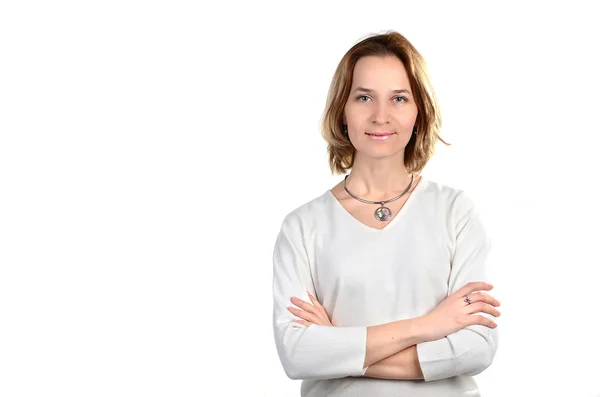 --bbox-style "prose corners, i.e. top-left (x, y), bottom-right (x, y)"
top-left (271, 31), bottom-right (501, 396)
